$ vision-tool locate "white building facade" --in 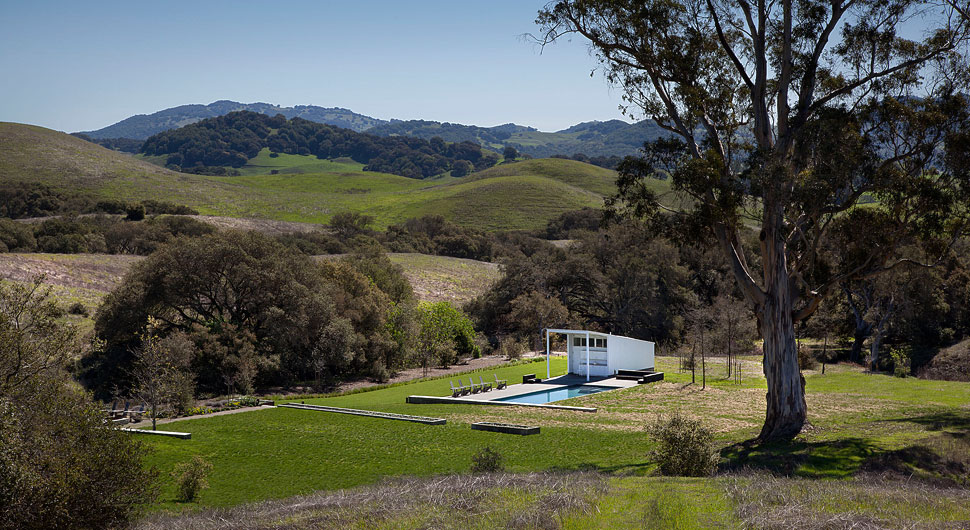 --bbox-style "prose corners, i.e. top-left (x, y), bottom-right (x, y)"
top-left (544, 329), bottom-right (655, 380)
